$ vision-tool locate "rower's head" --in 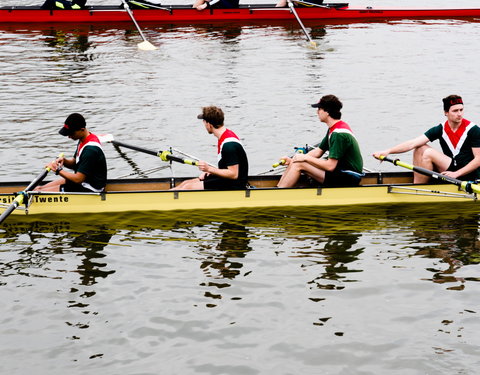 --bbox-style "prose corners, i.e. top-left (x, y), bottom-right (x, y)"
top-left (311, 95), bottom-right (342, 120)
top-left (197, 106), bottom-right (224, 131)
top-left (59, 113), bottom-right (87, 139)
top-left (443, 95), bottom-right (463, 112)
top-left (443, 95), bottom-right (464, 124)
